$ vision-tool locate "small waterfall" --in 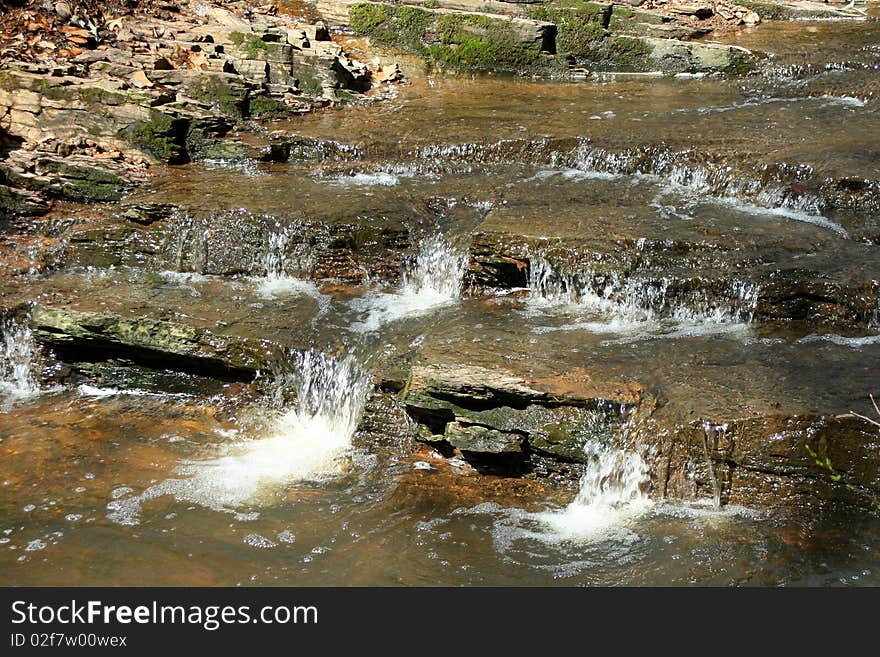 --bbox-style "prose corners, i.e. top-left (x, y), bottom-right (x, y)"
top-left (257, 222), bottom-right (318, 298)
top-left (536, 439), bottom-right (651, 540)
top-left (528, 255), bottom-right (670, 325)
top-left (163, 211), bottom-right (211, 274)
top-left (528, 255), bottom-right (760, 332)
top-left (108, 350), bottom-right (371, 522)
top-left (402, 234), bottom-right (468, 299)
top-left (350, 233), bottom-right (467, 332)
top-left (0, 317), bottom-right (39, 400)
